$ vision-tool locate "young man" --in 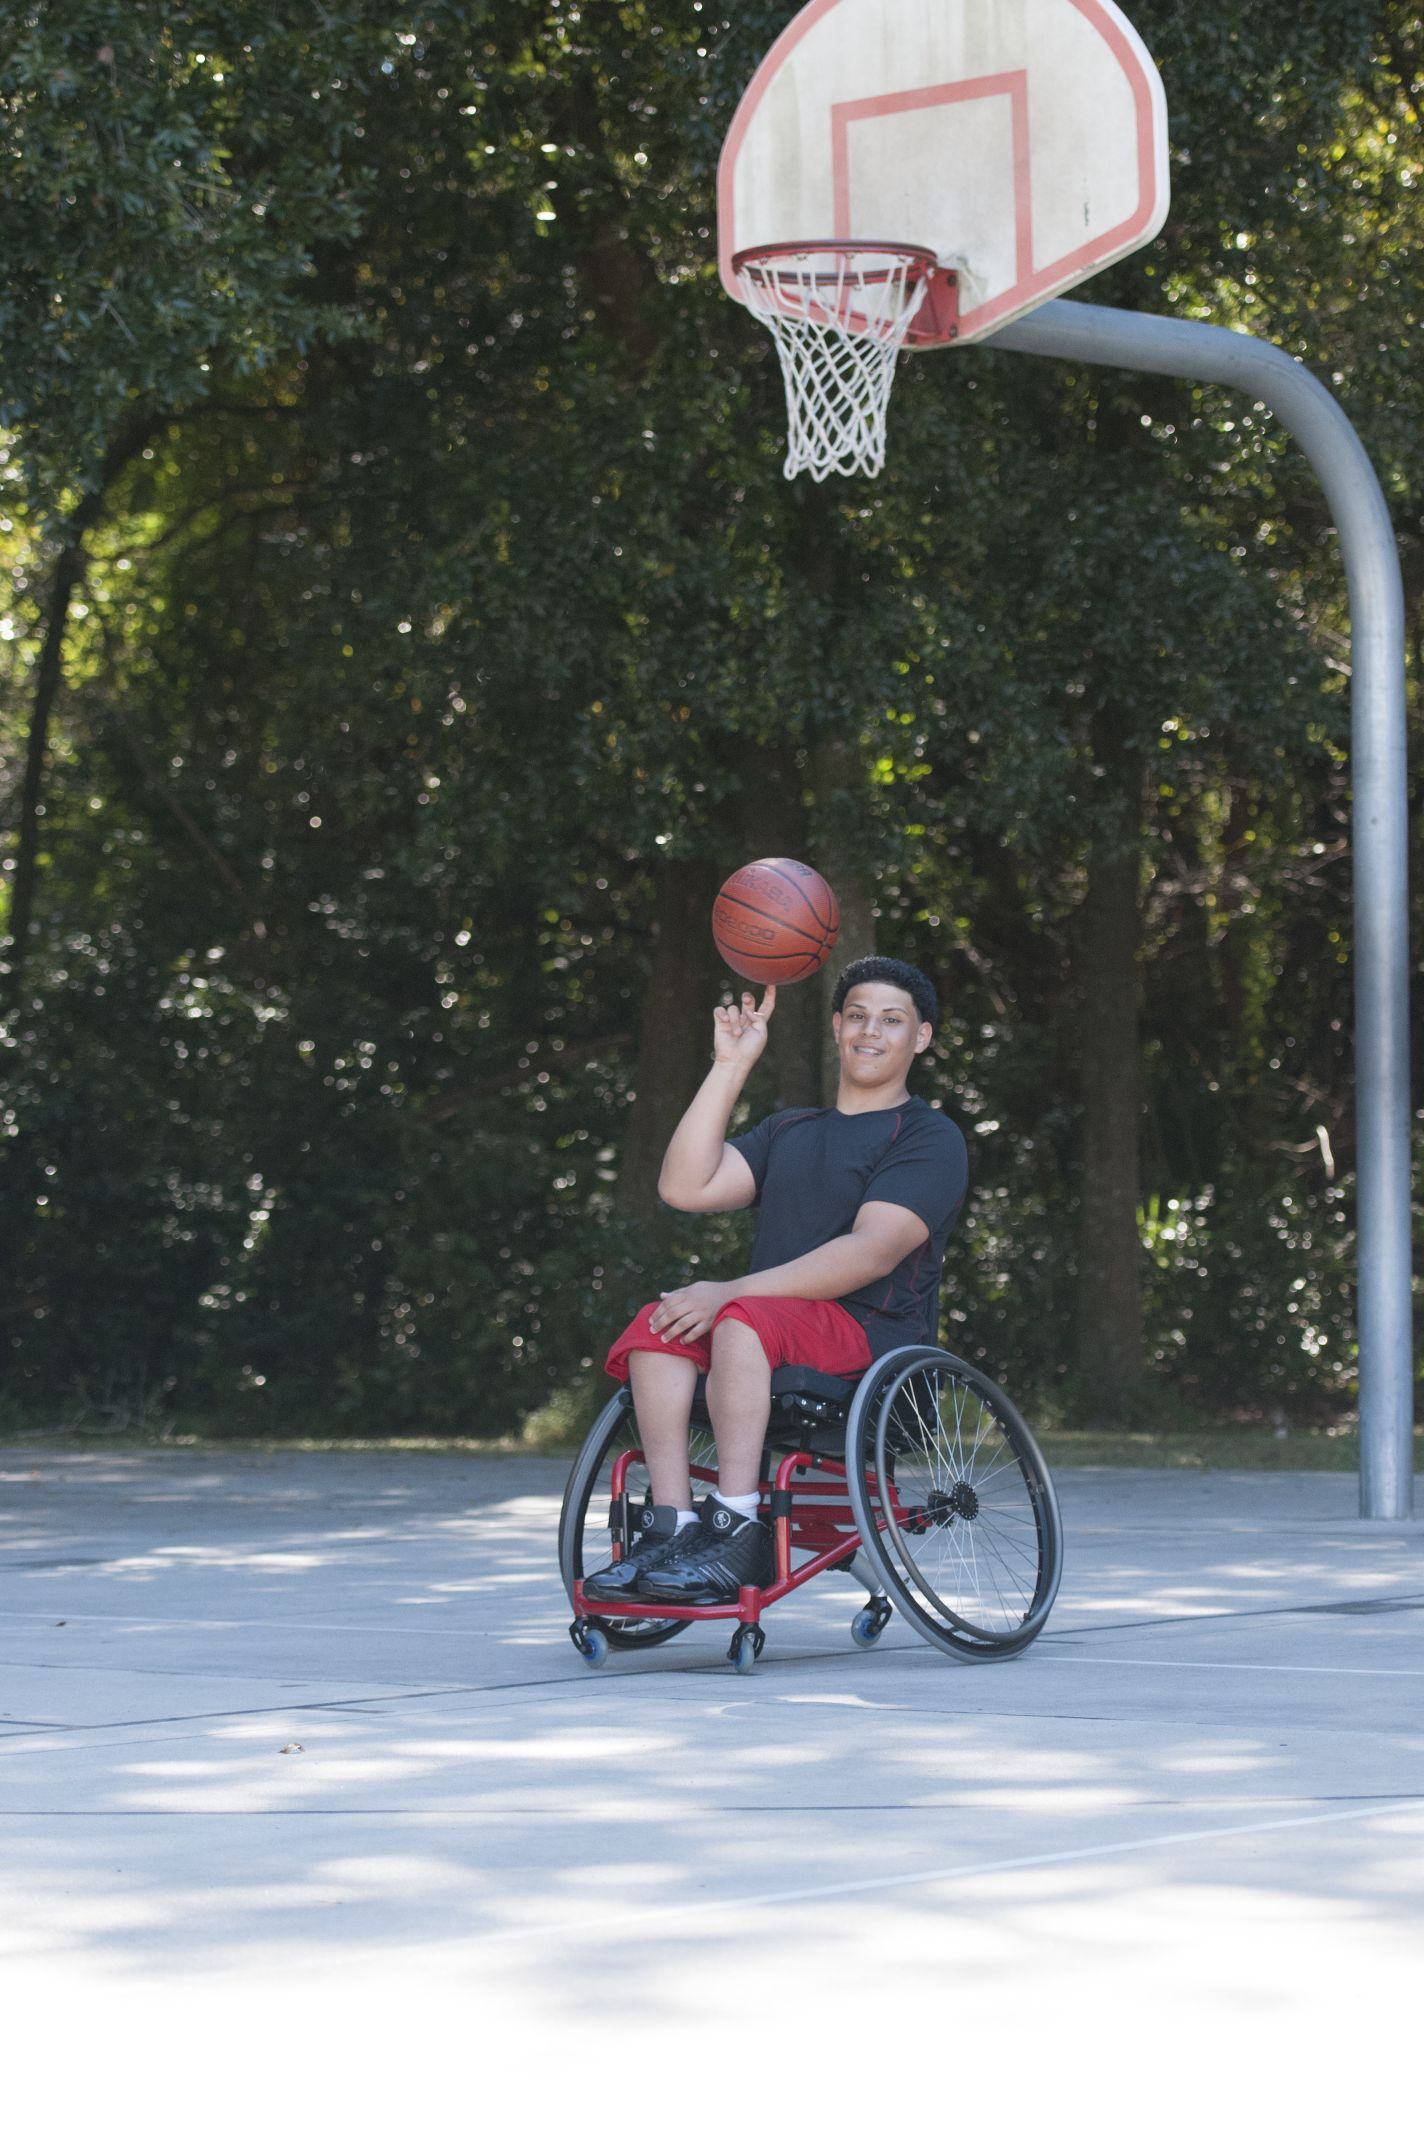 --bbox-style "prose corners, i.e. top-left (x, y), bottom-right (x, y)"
top-left (586, 955), bottom-right (968, 1608)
